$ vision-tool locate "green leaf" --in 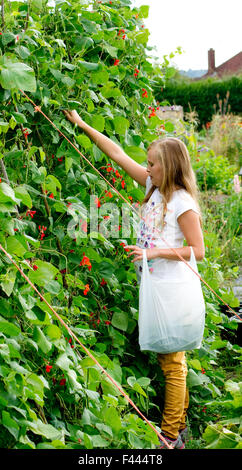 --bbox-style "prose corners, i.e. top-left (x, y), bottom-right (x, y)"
top-left (12, 112), bottom-right (27, 124)
top-left (14, 186), bottom-right (32, 208)
top-left (101, 85), bottom-right (121, 99)
top-left (2, 411), bottom-right (19, 439)
top-left (29, 419), bottom-right (62, 441)
top-left (45, 174), bottom-right (62, 194)
top-left (26, 373), bottom-right (46, 405)
top-left (111, 311), bottom-right (129, 331)
top-left (76, 134), bottom-right (92, 150)
top-left (0, 298), bottom-right (12, 318)
top-left (113, 116), bottom-right (130, 135)
top-left (56, 353), bottom-right (72, 371)
top-left (65, 156), bottom-right (73, 173)
top-left (75, 36), bottom-right (94, 50)
top-left (103, 43), bottom-right (118, 58)
top-left (0, 59), bottom-right (36, 92)
top-left (189, 359), bottom-right (202, 370)
top-left (128, 432), bottom-right (145, 449)
top-left (127, 377), bottom-right (147, 397)
top-left (138, 5), bottom-right (150, 18)
top-left (0, 182), bottom-right (19, 204)
top-left (6, 236), bottom-right (27, 257)
top-left (203, 424), bottom-right (238, 449)
top-left (78, 60), bottom-right (99, 71)
top-left (44, 280), bottom-right (61, 295)
top-left (28, 260), bottom-right (59, 287)
top-left (0, 317), bottom-right (21, 337)
top-left (88, 90), bottom-right (99, 103)
top-left (103, 407), bottom-right (122, 433)
top-left (136, 377), bottom-right (151, 387)
top-left (44, 324), bottom-right (62, 340)
top-left (0, 121), bottom-right (9, 133)
top-left (131, 29), bottom-right (149, 45)
top-left (187, 369), bottom-right (203, 387)
top-left (33, 326), bottom-right (52, 354)
top-left (91, 435), bottom-right (109, 447)
top-left (124, 146), bottom-right (147, 163)
top-left (15, 45), bottom-right (31, 60)
top-left (1, 32), bottom-right (16, 46)
top-left (1, 267), bottom-right (17, 296)
top-left (91, 115), bottom-right (105, 133)
top-left (91, 69), bottom-right (109, 85)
